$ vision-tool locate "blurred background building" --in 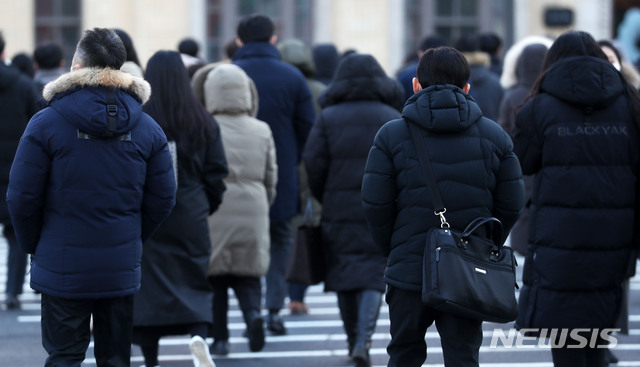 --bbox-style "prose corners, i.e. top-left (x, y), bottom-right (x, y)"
top-left (0, 0), bottom-right (638, 75)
